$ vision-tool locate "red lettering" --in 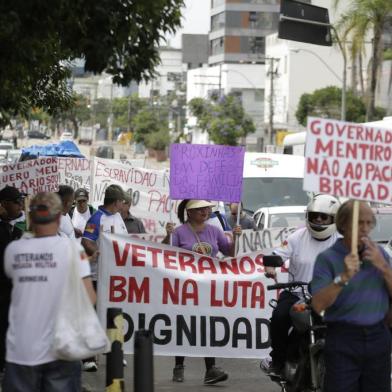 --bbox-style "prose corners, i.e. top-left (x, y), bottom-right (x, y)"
top-left (182, 279), bottom-right (198, 305)
top-left (251, 282), bottom-right (265, 308)
top-left (218, 259), bottom-right (239, 275)
top-left (162, 278), bottom-right (179, 304)
top-left (109, 275), bottom-right (127, 301)
top-left (198, 256), bottom-right (218, 274)
top-left (131, 245), bottom-right (145, 267)
top-left (113, 241), bottom-right (130, 266)
top-left (310, 119), bottom-right (321, 135)
top-left (128, 277), bottom-right (149, 303)
top-left (178, 252), bottom-right (197, 273)
top-left (164, 250), bottom-right (178, 270)
top-left (210, 280), bottom-right (222, 306)
top-left (146, 247), bottom-right (162, 267)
